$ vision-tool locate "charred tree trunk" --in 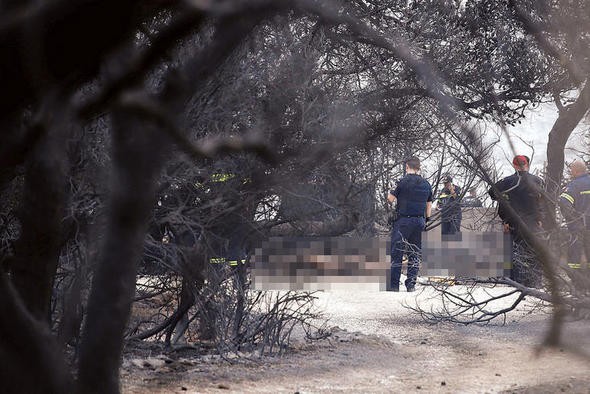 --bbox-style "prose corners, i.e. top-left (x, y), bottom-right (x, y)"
top-left (78, 10), bottom-right (272, 393)
top-left (76, 116), bottom-right (168, 394)
top-left (546, 80), bottom-right (590, 202)
top-left (0, 271), bottom-right (72, 393)
top-left (167, 278), bottom-right (196, 346)
top-left (57, 257), bottom-right (85, 346)
top-left (10, 119), bottom-right (67, 321)
top-left (0, 0), bottom-right (156, 123)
